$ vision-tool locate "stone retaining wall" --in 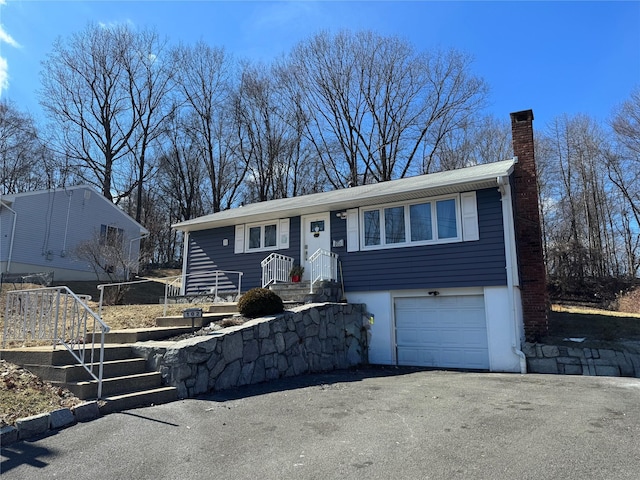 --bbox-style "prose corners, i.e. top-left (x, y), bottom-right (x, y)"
top-left (523, 342), bottom-right (640, 377)
top-left (132, 303), bottom-right (369, 398)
